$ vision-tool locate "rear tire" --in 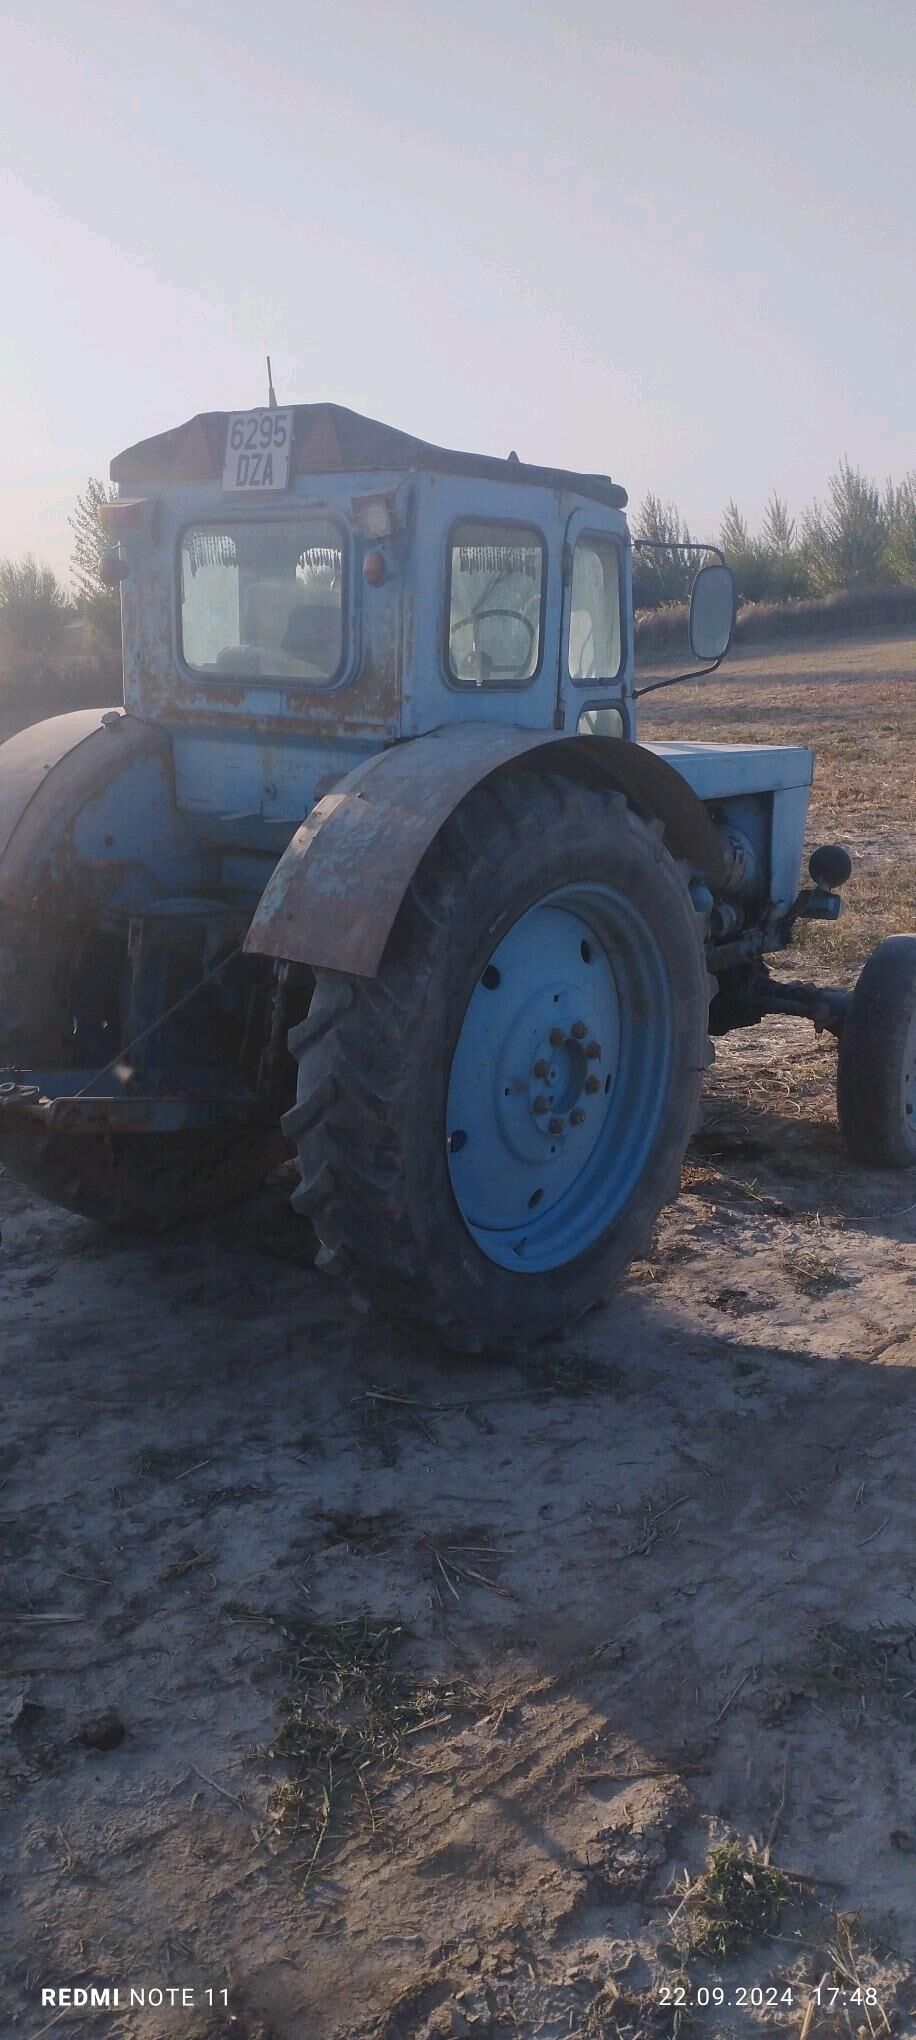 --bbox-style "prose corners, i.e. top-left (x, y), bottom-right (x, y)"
top-left (836, 935), bottom-right (916, 1167)
top-left (284, 771), bottom-right (712, 1352)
